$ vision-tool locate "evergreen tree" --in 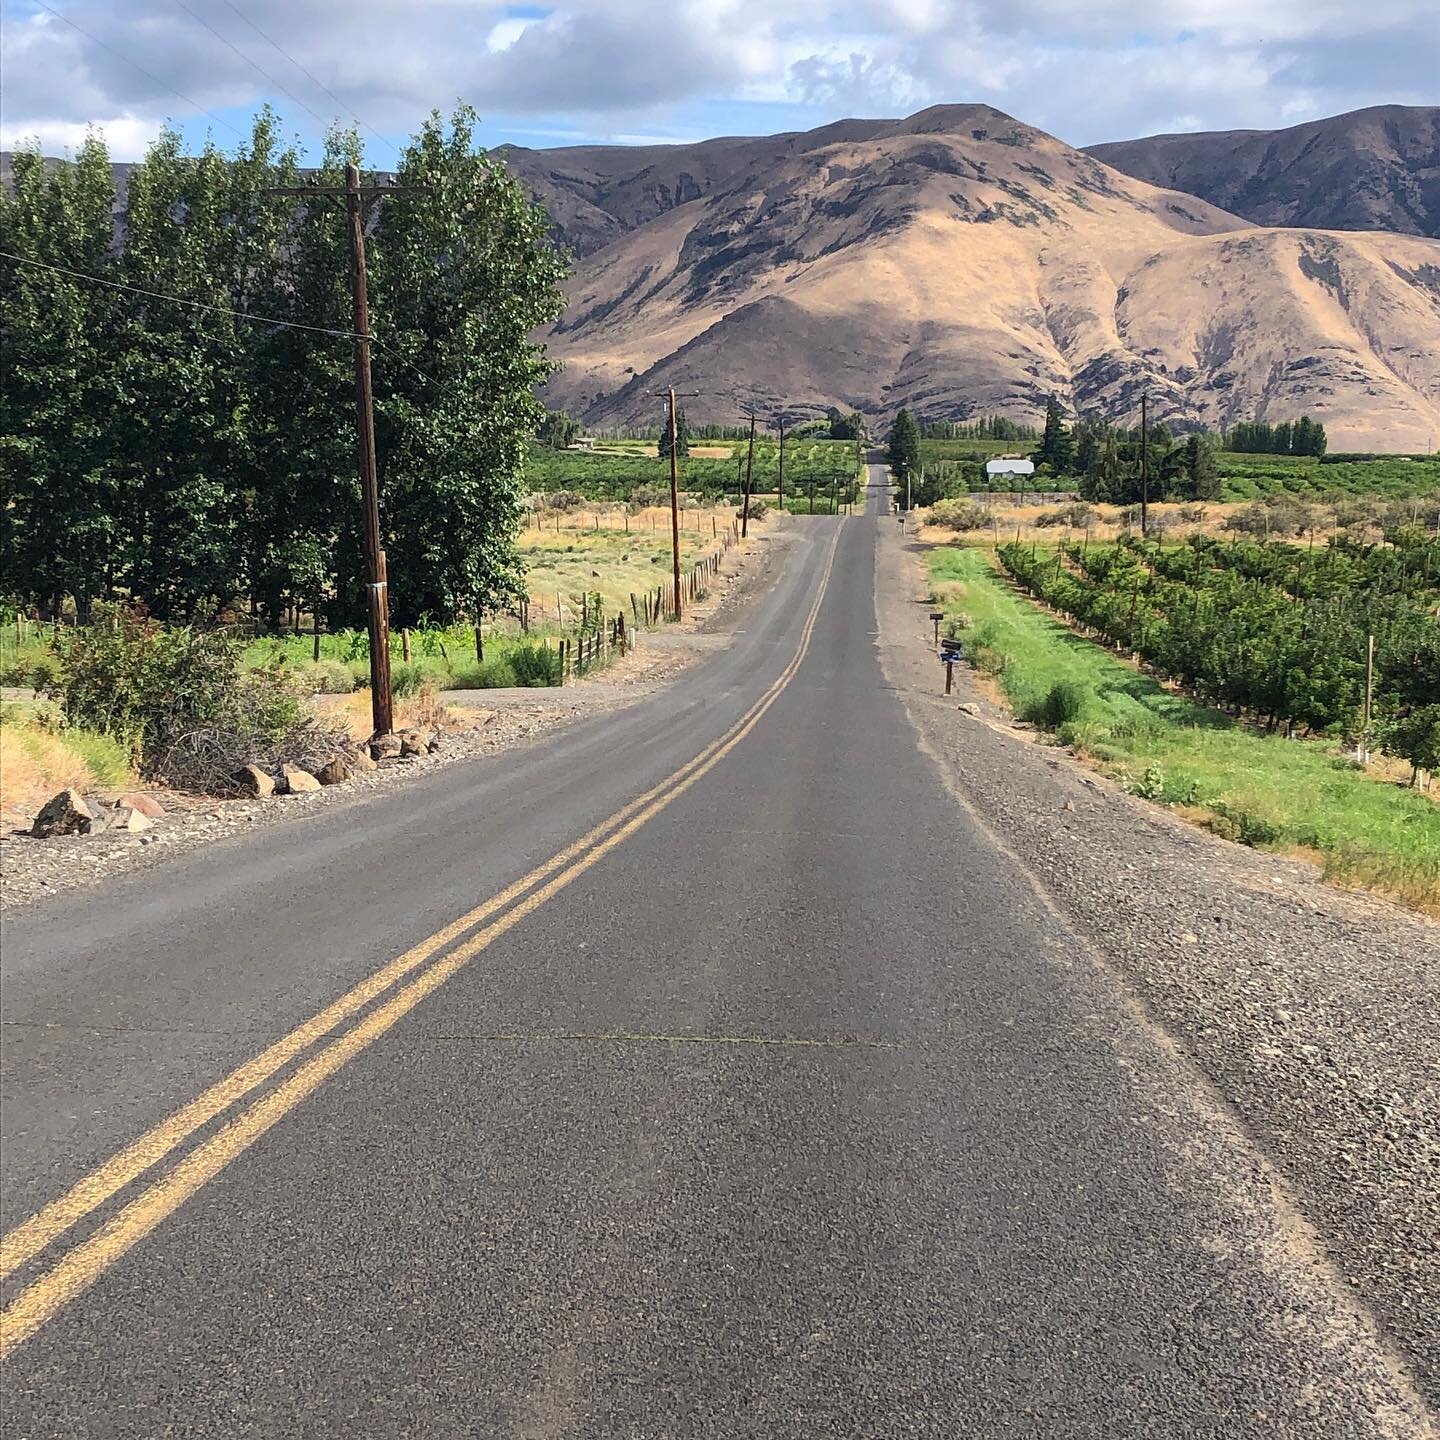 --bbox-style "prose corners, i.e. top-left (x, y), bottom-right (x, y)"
top-left (1184, 434), bottom-right (1221, 500)
top-left (1034, 395), bottom-right (1074, 472)
top-left (887, 408), bottom-right (921, 506)
top-left (658, 405), bottom-right (690, 458)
